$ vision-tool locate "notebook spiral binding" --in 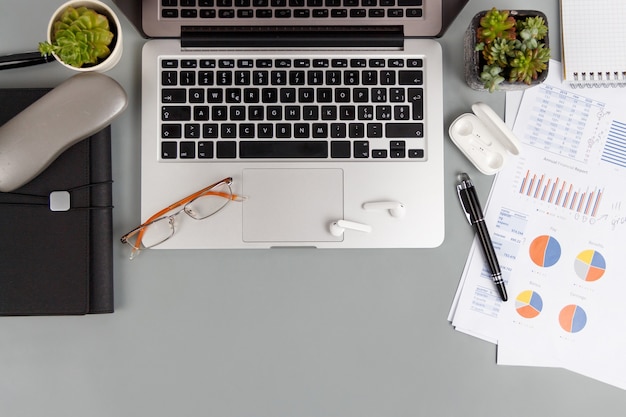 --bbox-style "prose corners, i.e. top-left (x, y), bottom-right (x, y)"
top-left (569, 71), bottom-right (626, 89)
